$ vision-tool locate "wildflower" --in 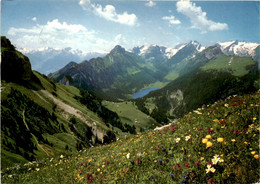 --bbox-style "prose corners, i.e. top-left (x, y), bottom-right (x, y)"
top-left (244, 141), bottom-right (248, 145)
top-left (158, 159), bottom-right (163, 165)
top-left (185, 136), bottom-right (191, 141)
top-left (106, 160), bottom-right (109, 164)
top-left (200, 157), bottom-right (204, 161)
top-left (50, 158), bottom-right (54, 162)
top-left (213, 119), bottom-right (219, 122)
top-left (60, 155), bottom-right (64, 159)
top-left (251, 151), bottom-right (256, 155)
top-left (254, 155), bottom-right (259, 159)
top-left (175, 138), bottom-right (181, 143)
top-left (202, 138), bottom-right (208, 144)
top-left (169, 173), bottom-right (174, 179)
top-left (97, 168), bottom-right (100, 172)
top-left (206, 165), bottom-right (216, 173)
top-left (234, 129), bottom-right (240, 135)
top-left (35, 168), bottom-right (40, 171)
top-left (184, 163), bottom-right (190, 168)
top-left (208, 178), bottom-right (215, 184)
top-left (253, 117), bottom-right (257, 121)
top-left (126, 153), bottom-right (130, 159)
top-left (217, 137), bottom-right (224, 142)
top-left (8, 175), bottom-right (13, 178)
top-left (199, 127), bottom-right (203, 131)
top-left (205, 135), bottom-right (212, 139)
top-left (231, 139), bottom-right (236, 142)
top-left (102, 165), bottom-right (105, 168)
top-left (206, 141), bottom-right (213, 149)
top-left (196, 161), bottom-right (201, 166)
top-left (207, 128), bottom-right (214, 134)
